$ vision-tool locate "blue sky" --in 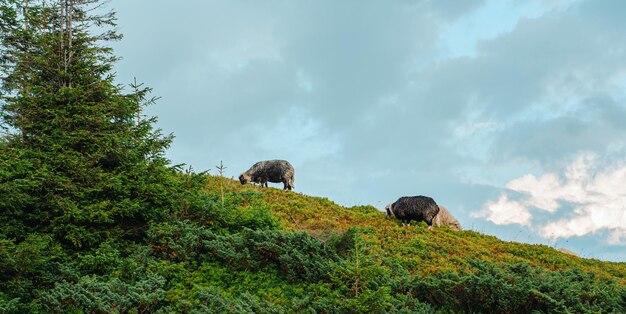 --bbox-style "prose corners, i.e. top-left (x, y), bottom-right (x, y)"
top-left (108, 0), bottom-right (626, 262)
